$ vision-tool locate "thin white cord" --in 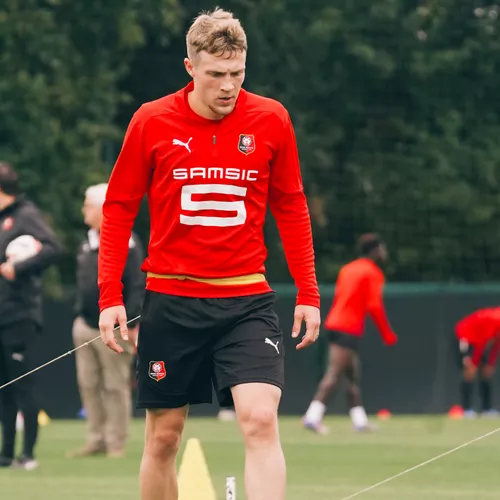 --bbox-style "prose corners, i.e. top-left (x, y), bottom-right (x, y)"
top-left (338, 426), bottom-right (500, 500)
top-left (0, 315), bottom-right (141, 391)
